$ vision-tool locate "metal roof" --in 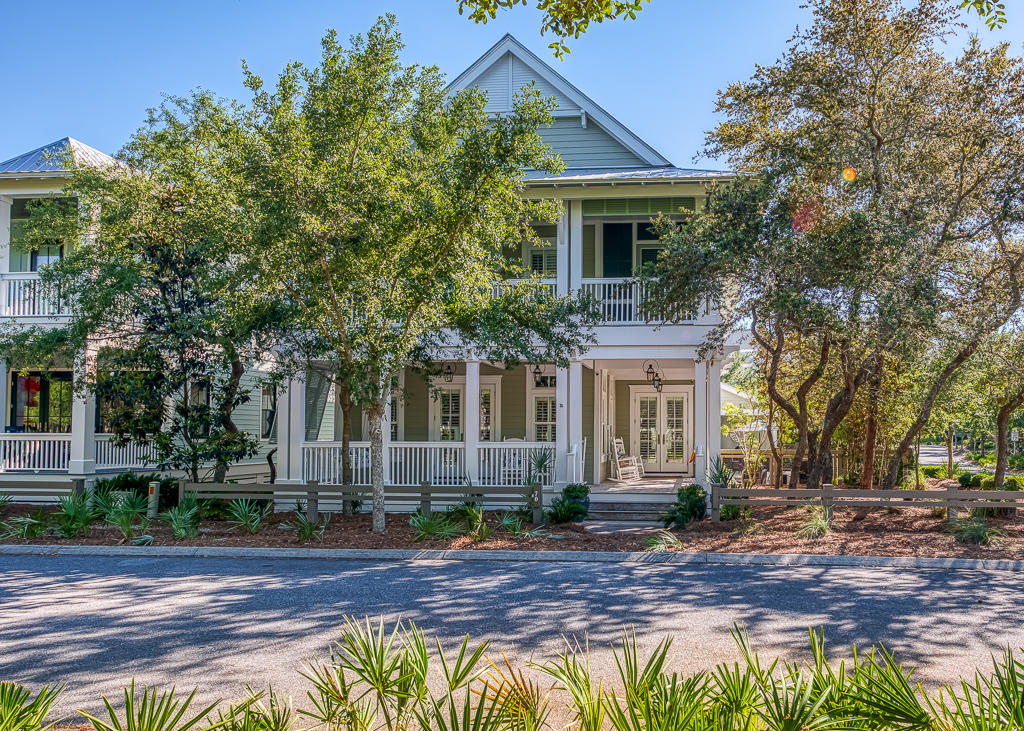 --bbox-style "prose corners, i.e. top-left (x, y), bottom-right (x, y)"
top-left (524, 166), bottom-right (731, 184)
top-left (0, 137), bottom-right (115, 175)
